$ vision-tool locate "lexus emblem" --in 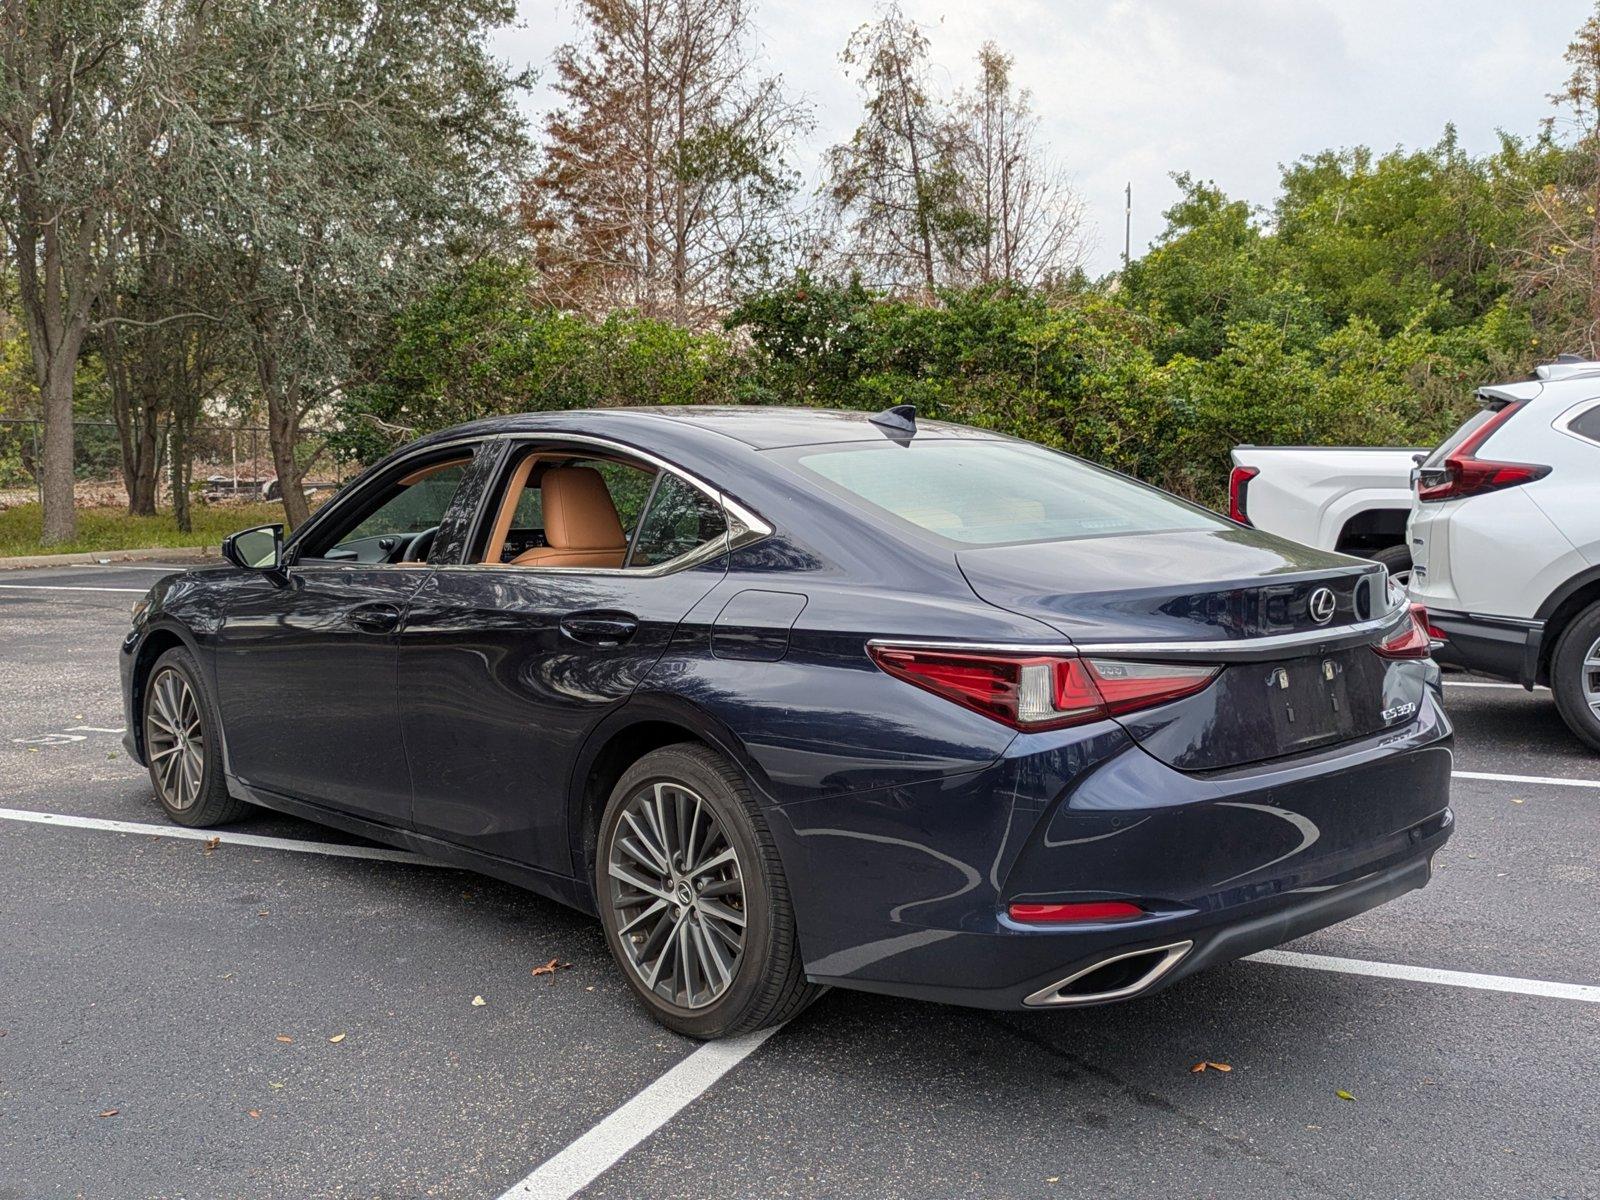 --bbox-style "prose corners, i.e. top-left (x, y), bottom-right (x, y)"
top-left (1308, 587), bottom-right (1337, 625)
